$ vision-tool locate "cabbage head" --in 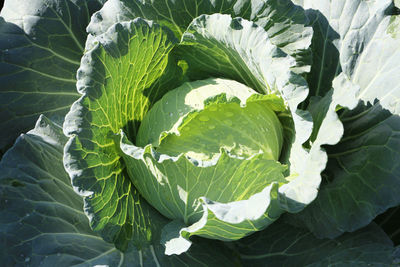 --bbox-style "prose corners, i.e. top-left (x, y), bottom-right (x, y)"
top-left (1, 0), bottom-right (400, 266)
